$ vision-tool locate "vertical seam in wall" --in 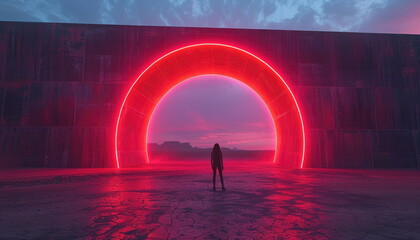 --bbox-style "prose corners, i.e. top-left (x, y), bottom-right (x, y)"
top-left (76, 29), bottom-right (87, 129)
top-left (371, 88), bottom-right (378, 169)
top-left (1, 91), bottom-right (5, 121)
top-left (328, 36), bottom-right (335, 169)
top-left (369, 129), bottom-right (374, 168)
top-left (415, 129), bottom-right (419, 169)
top-left (44, 128), bottom-right (50, 167)
top-left (324, 130), bottom-right (329, 168)
top-left (371, 38), bottom-right (380, 168)
top-left (417, 89), bottom-right (420, 169)
top-left (330, 36), bottom-right (339, 131)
